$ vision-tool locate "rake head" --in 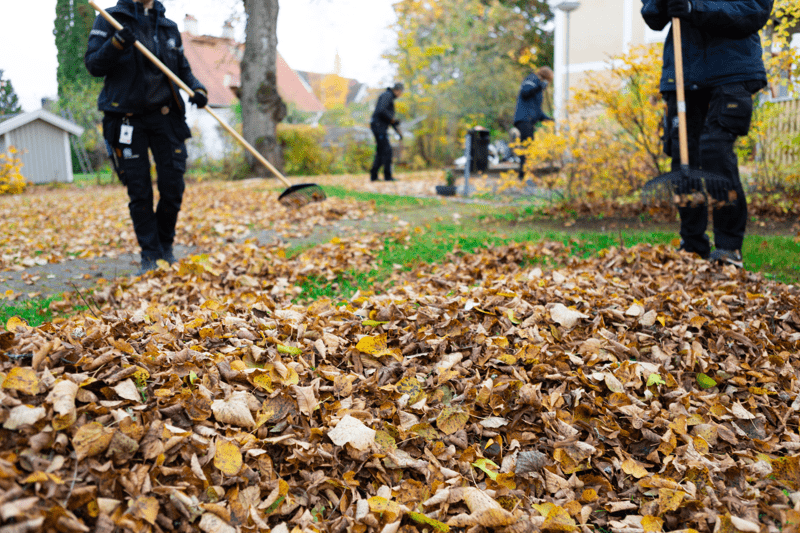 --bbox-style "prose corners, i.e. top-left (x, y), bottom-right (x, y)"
top-left (641, 168), bottom-right (738, 208)
top-left (278, 183), bottom-right (327, 209)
